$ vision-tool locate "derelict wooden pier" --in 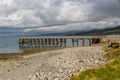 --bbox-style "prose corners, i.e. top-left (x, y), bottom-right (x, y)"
top-left (19, 36), bottom-right (101, 49)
